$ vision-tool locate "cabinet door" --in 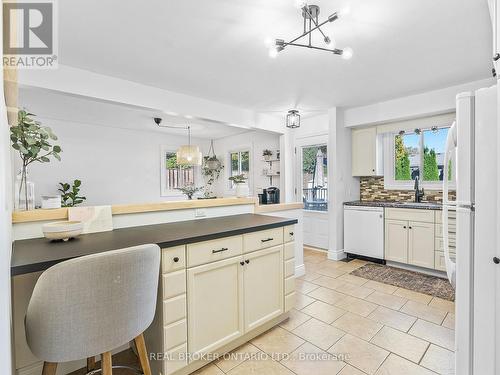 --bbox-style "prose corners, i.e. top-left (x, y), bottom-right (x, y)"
top-left (243, 246), bottom-right (283, 331)
top-left (352, 127), bottom-right (376, 176)
top-left (385, 219), bottom-right (408, 263)
top-left (408, 221), bottom-right (435, 269)
top-left (187, 256), bottom-right (244, 356)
